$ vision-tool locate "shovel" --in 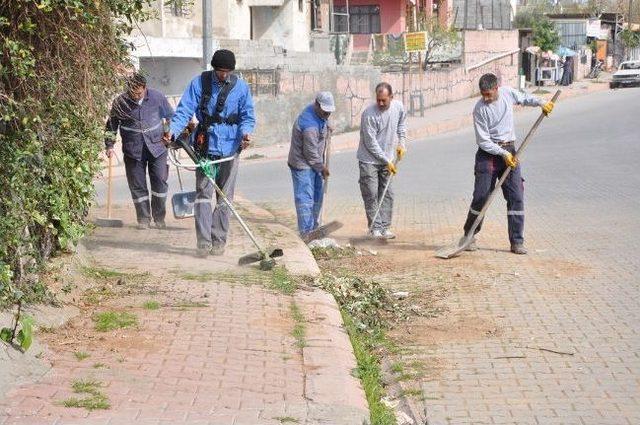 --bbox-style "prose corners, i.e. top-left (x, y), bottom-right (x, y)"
top-left (436, 90), bottom-right (561, 259)
top-left (170, 149), bottom-right (197, 219)
top-left (176, 136), bottom-right (283, 270)
top-left (96, 154), bottom-right (124, 228)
